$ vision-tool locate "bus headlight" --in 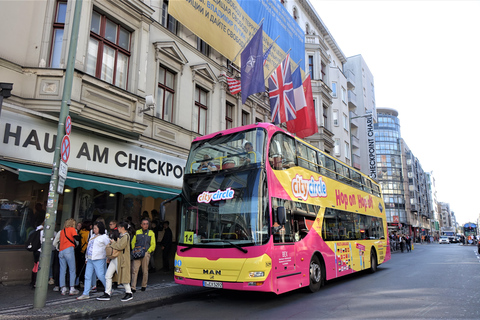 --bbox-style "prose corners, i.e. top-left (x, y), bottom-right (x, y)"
top-left (249, 271), bottom-right (264, 278)
top-left (175, 267), bottom-right (182, 273)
